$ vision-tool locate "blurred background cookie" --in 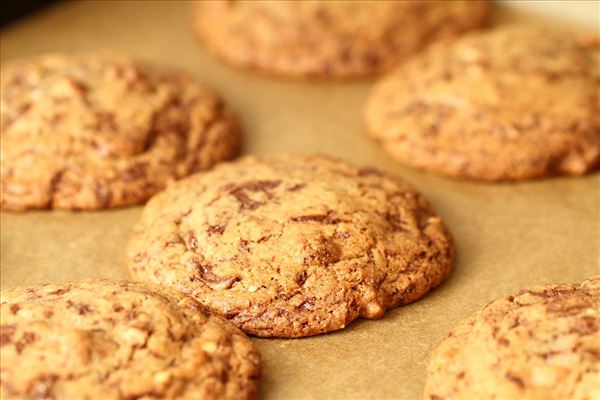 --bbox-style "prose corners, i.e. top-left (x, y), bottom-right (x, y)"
top-left (193, 0), bottom-right (488, 78)
top-left (366, 25), bottom-right (600, 181)
top-left (127, 155), bottom-right (454, 337)
top-left (0, 280), bottom-right (260, 400)
top-left (0, 52), bottom-right (240, 210)
top-left (424, 275), bottom-right (599, 400)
